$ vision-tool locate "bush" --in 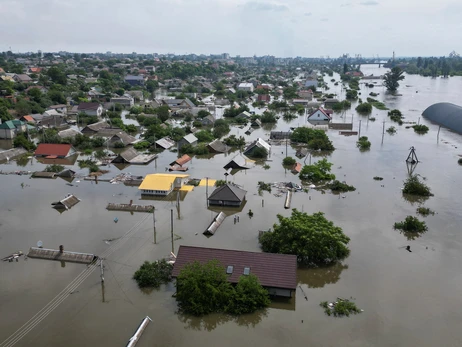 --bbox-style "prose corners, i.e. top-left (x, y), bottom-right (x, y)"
top-left (412, 124), bottom-right (429, 134)
top-left (356, 136), bottom-right (371, 151)
top-left (386, 126), bottom-right (397, 134)
top-left (291, 127), bottom-right (334, 151)
top-left (366, 97), bottom-right (388, 110)
top-left (114, 141), bottom-right (125, 148)
top-left (44, 164), bottom-right (65, 173)
top-left (133, 259), bottom-right (173, 288)
top-left (346, 89), bottom-right (358, 100)
top-left (403, 175), bottom-right (433, 196)
top-left (13, 134), bottom-right (36, 151)
top-left (250, 146), bottom-right (268, 158)
top-left (388, 109), bottom-right (403, 125)
top-left (260, 111), bottom-right (277, 123)
top-left (328, 180), bottom-right (356, 192)
top-left (258, 181), bottom-right (272, 193)
top-left (282, 156), bottom-right (296, 166)
top-left (458, 158), bottom-right (462, 165)
top-left (320, 298), bottom-right (361, 317)
top-left (223, 135), bottom-right (245, 147)
top-left (299, 158), bottom-right (335, 182)
top-left (133, 141), bottom-right (151, 150)
top-left (195, 130), bottom-right (214, 143)
top-left (259, 209), bottom-right (350, 265)
top-left (215, 179), bottom-right (226, 187)
top-left (394, 216), bottom-right (428, 233)
top-left (355, 103), bottom-right (372, 114)
top-left (416, 207), bottom-right (435, 216)
top-left (176, 260), bottom-right (269, 316)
